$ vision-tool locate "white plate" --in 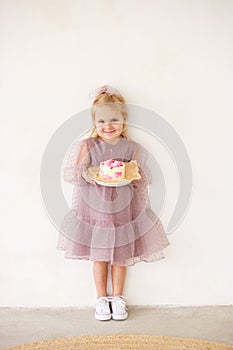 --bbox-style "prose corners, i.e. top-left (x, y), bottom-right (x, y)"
top-left (94, 179), bottom-right (131, 187)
